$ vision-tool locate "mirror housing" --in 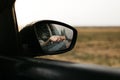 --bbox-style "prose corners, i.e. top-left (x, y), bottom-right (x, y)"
top-left (20, 20), bottom-right (77, 56)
